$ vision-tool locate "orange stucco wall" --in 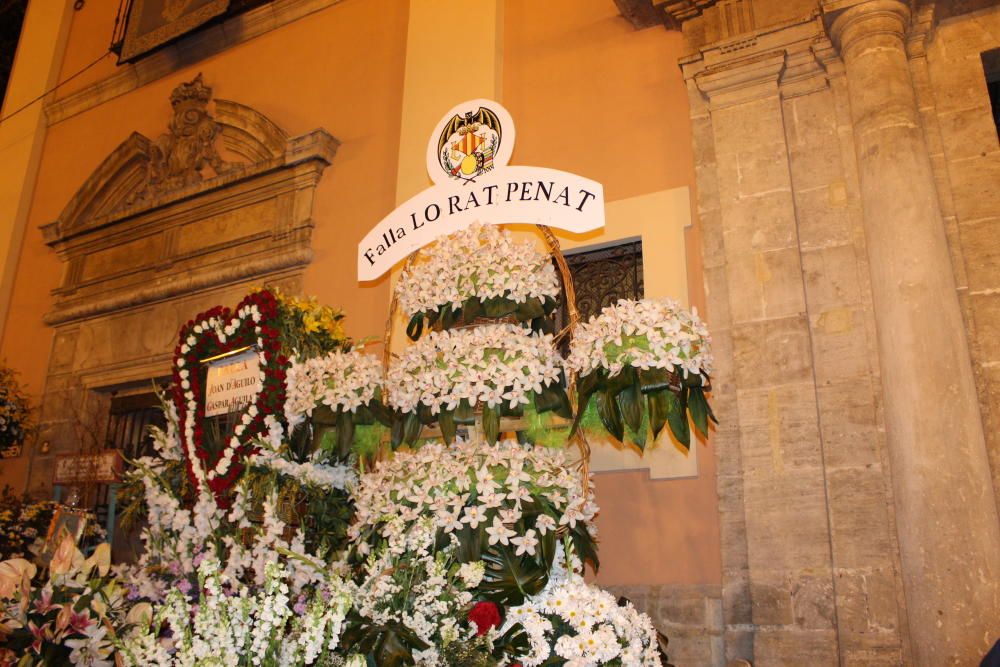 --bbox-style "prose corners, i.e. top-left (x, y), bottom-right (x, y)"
top-left (0, 0), bottom-right (720, 587)
top-left (504, 0), bottom-right (720, 587)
